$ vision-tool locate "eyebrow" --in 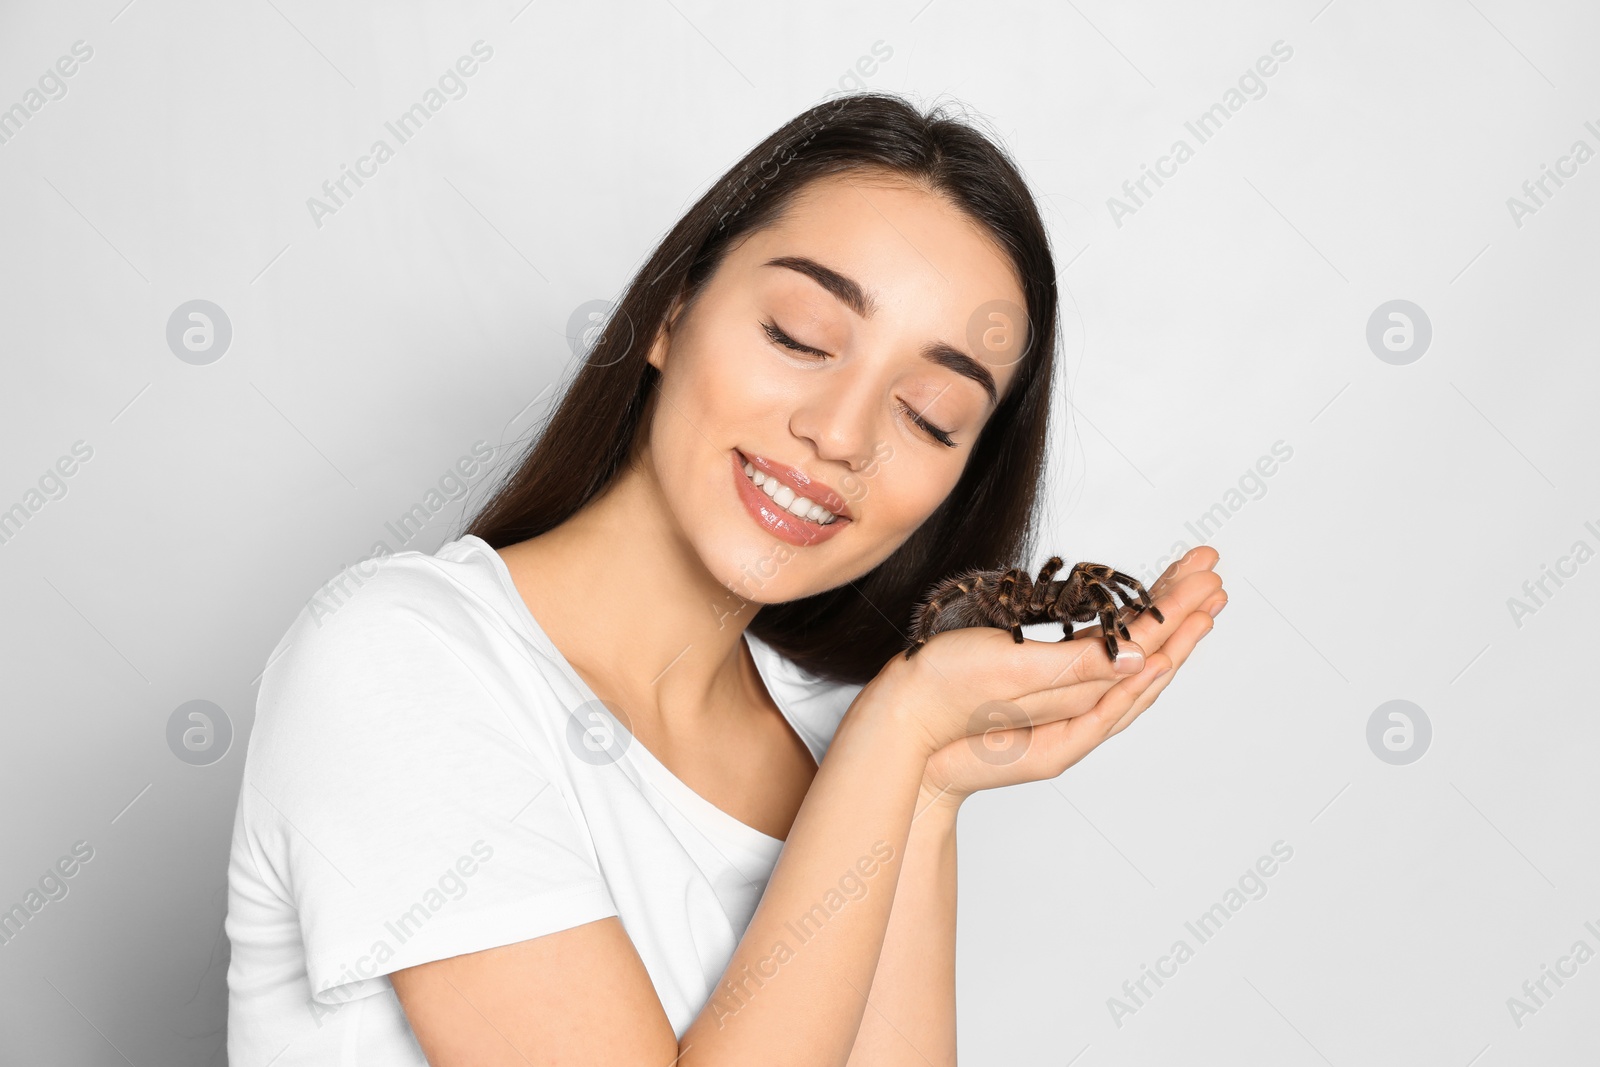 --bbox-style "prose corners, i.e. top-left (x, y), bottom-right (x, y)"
top-left (763, 254), bottom-right (1001, 409)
